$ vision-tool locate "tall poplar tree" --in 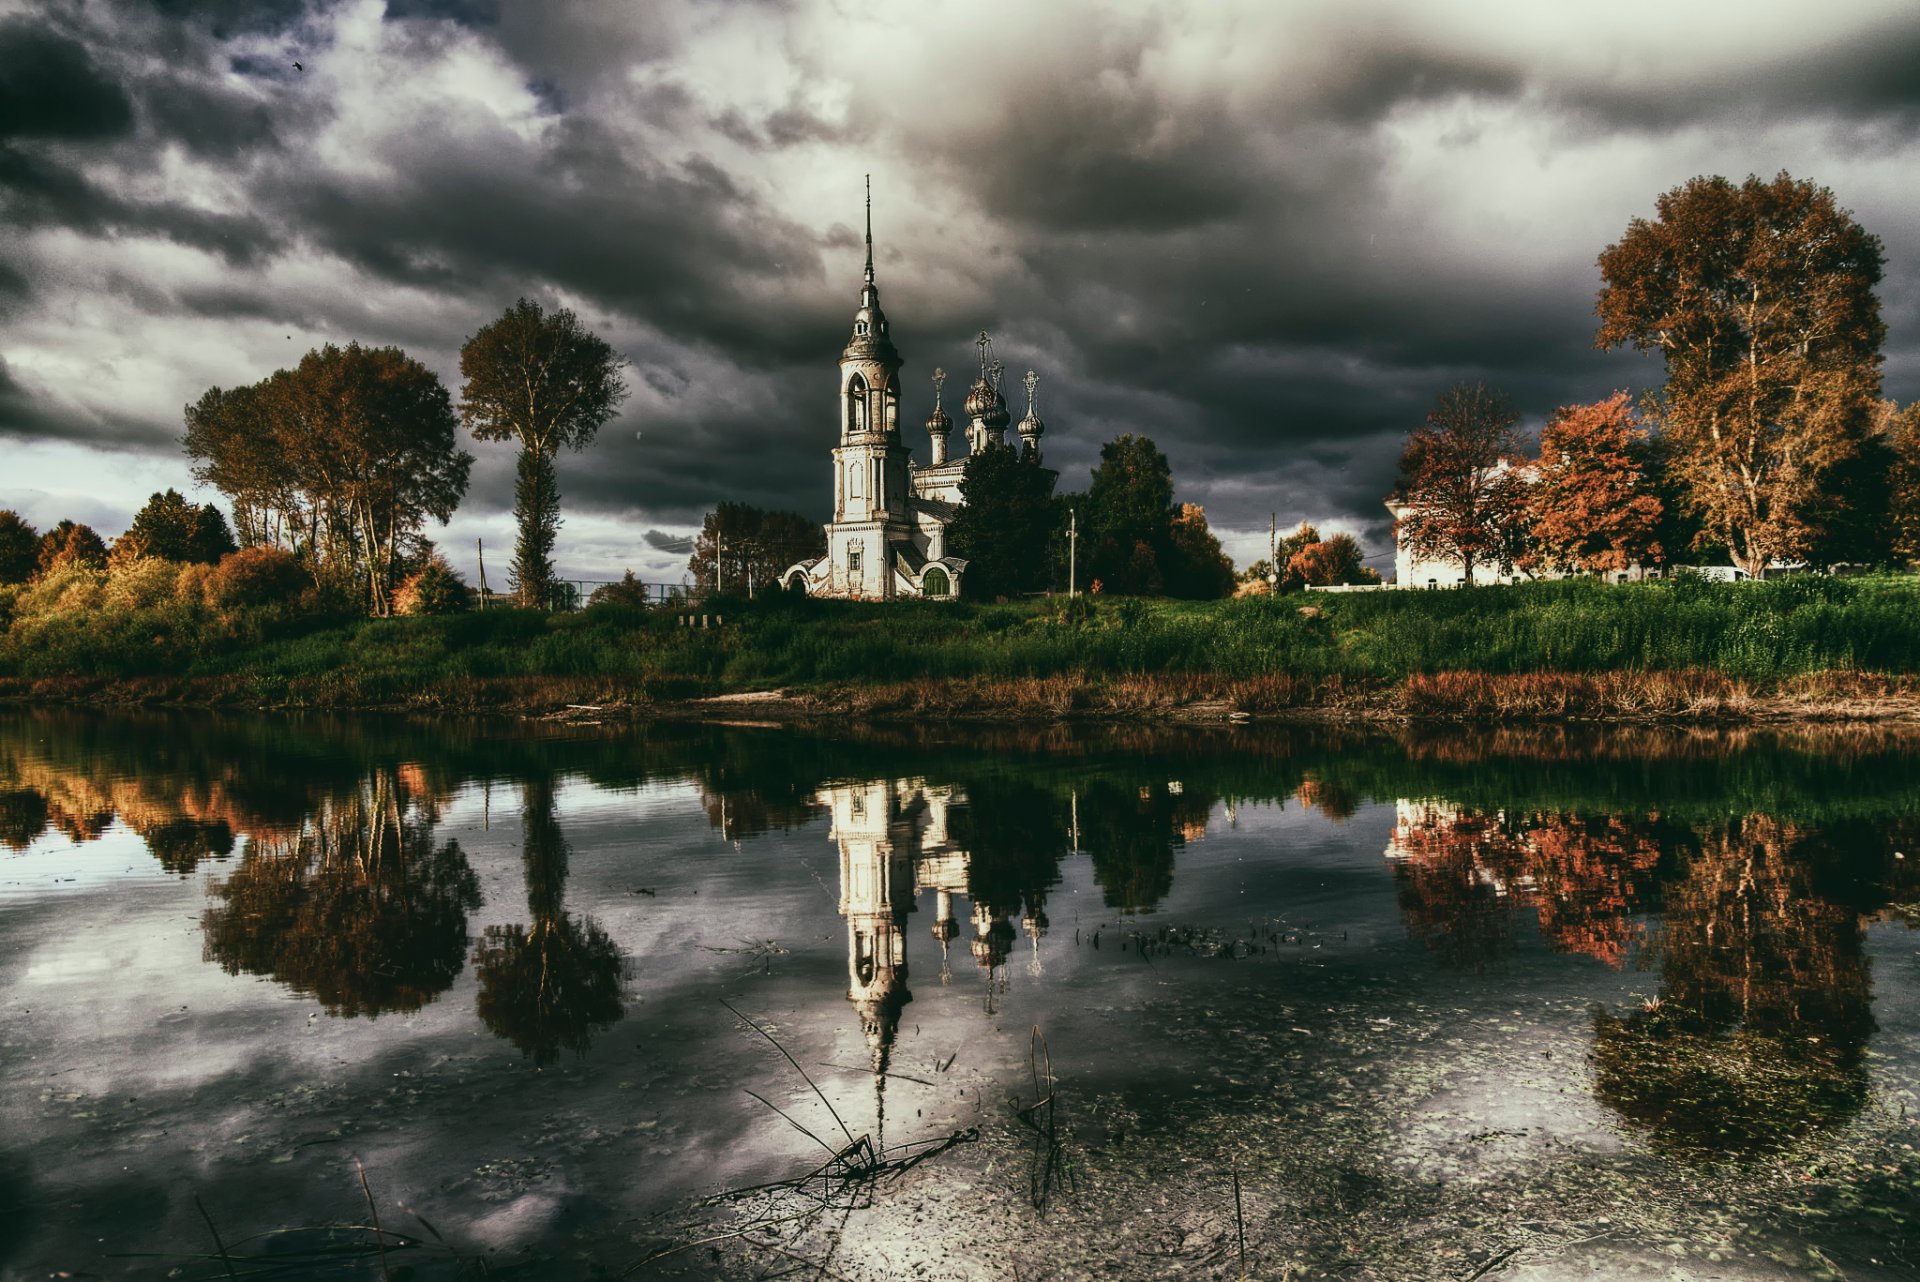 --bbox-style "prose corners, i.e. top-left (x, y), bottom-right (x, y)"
top-left (458, 300), bottom-right (628, 608)
top-left (1596, 173), bottom-right (1885, 577)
